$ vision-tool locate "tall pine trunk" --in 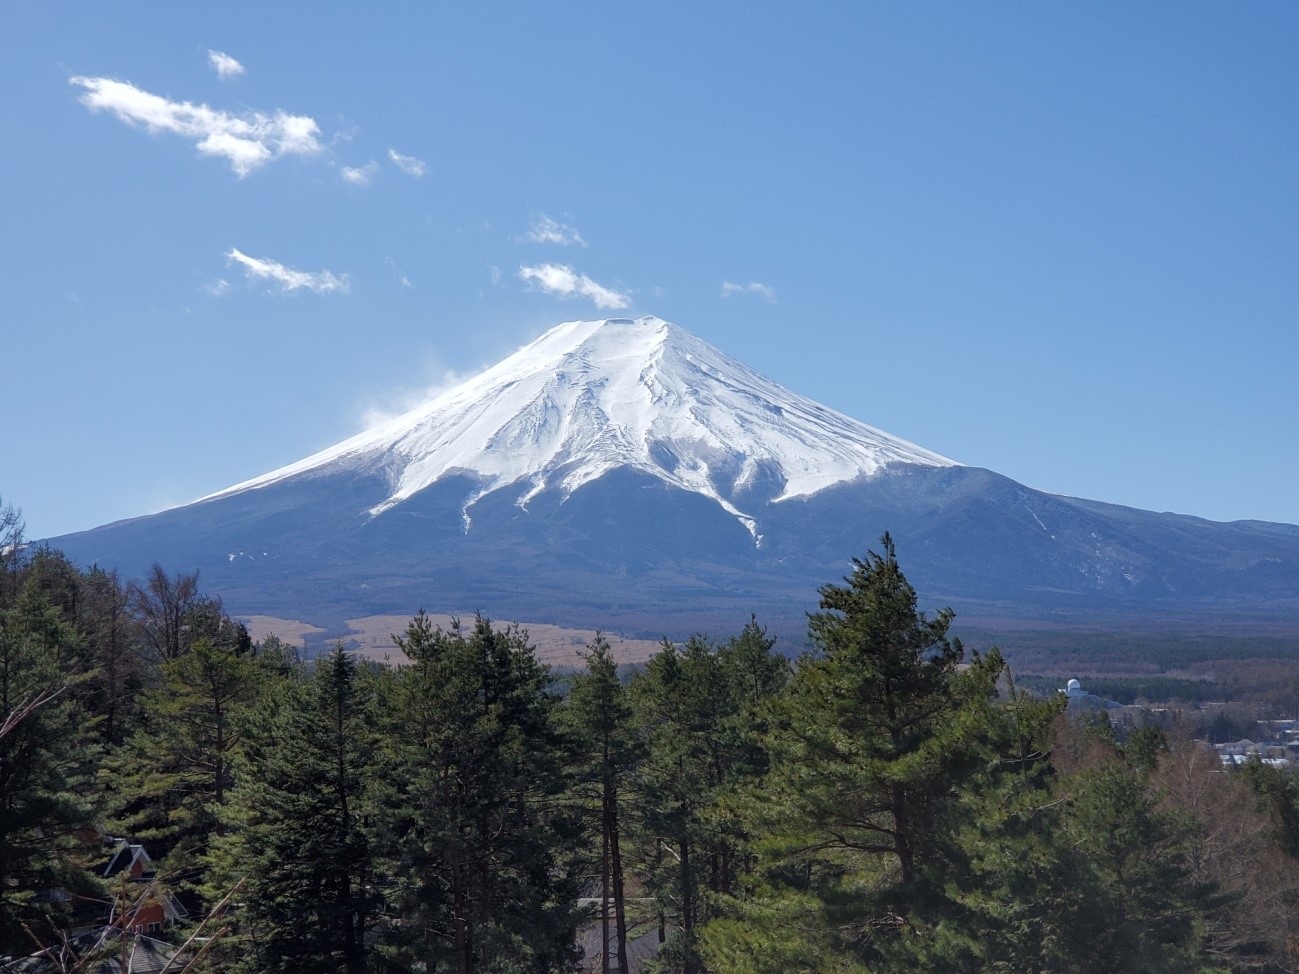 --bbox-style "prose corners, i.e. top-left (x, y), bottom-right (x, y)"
top-left (681, 835), bottom-right (700, 974)
top-left (601, 787), bottom-right (611, 974)
top-left (610, 781), bottom-right (629, 974)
